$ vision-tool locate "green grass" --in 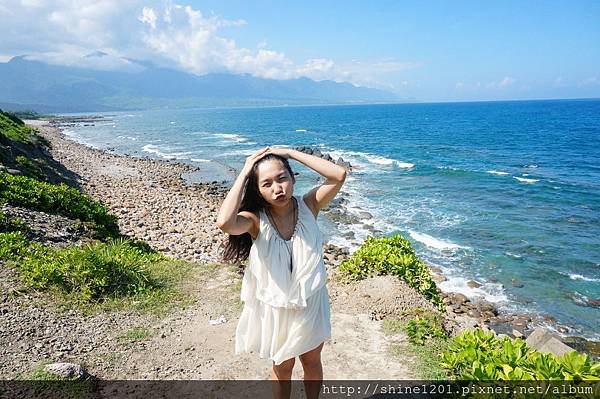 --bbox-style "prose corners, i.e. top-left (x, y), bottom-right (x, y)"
top-left (15, 155), bottom-right (45, 180)
top-left (226, 264), bottom-right (244, 312)
top-left (0, 109), bottom-right (49, 146)
top-left (118, 327), bottom-right (153, 343)
top-left (383, 317), bottom-right (451, 380)
top-left (0, 232), bottom-right (197, 314)
top-left (0, 170), bottom-right (119, 238)
top-left (95, 352), bottom-right (122, 369)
